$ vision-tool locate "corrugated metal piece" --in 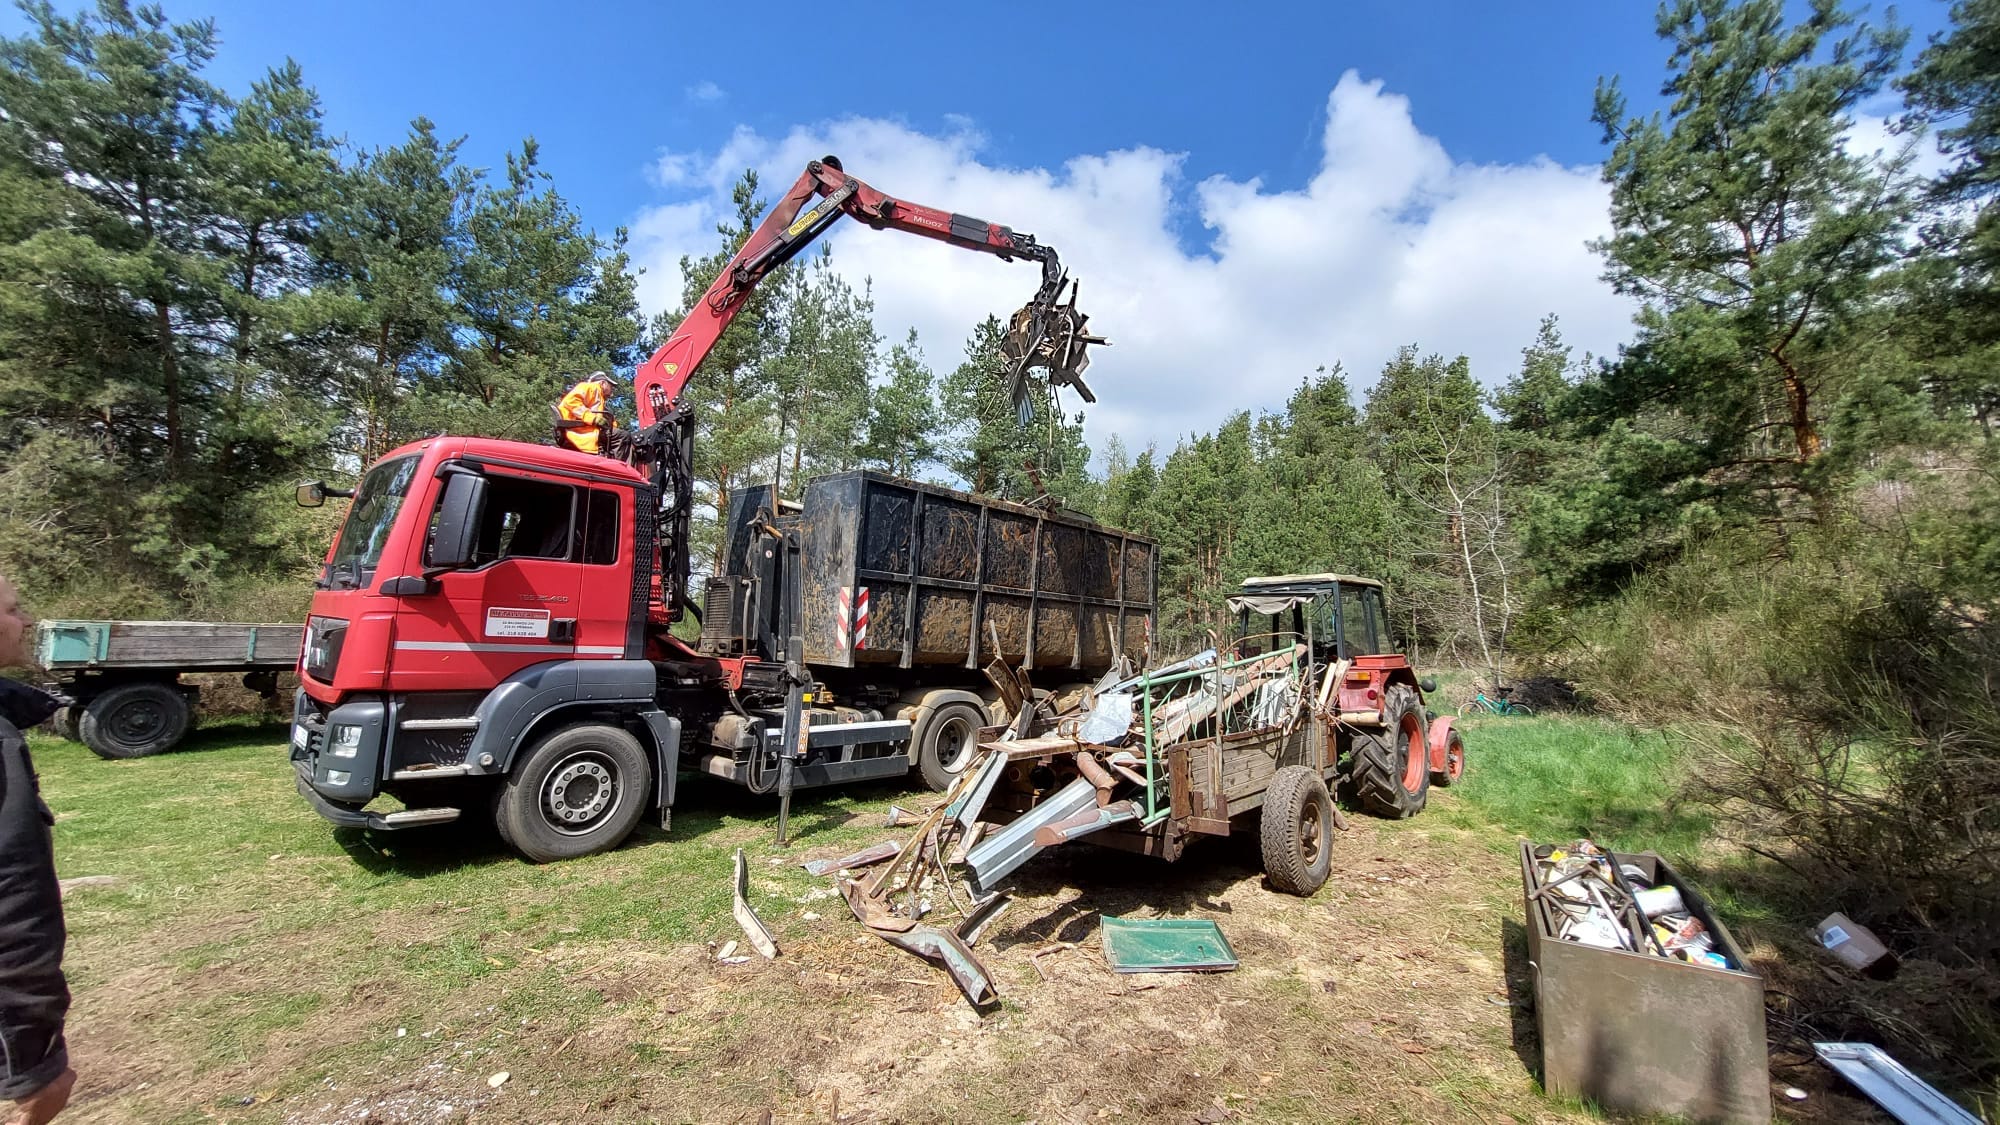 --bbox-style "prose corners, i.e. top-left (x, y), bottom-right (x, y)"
top-left (1813, 1042), bottom-right (1982, 1125)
